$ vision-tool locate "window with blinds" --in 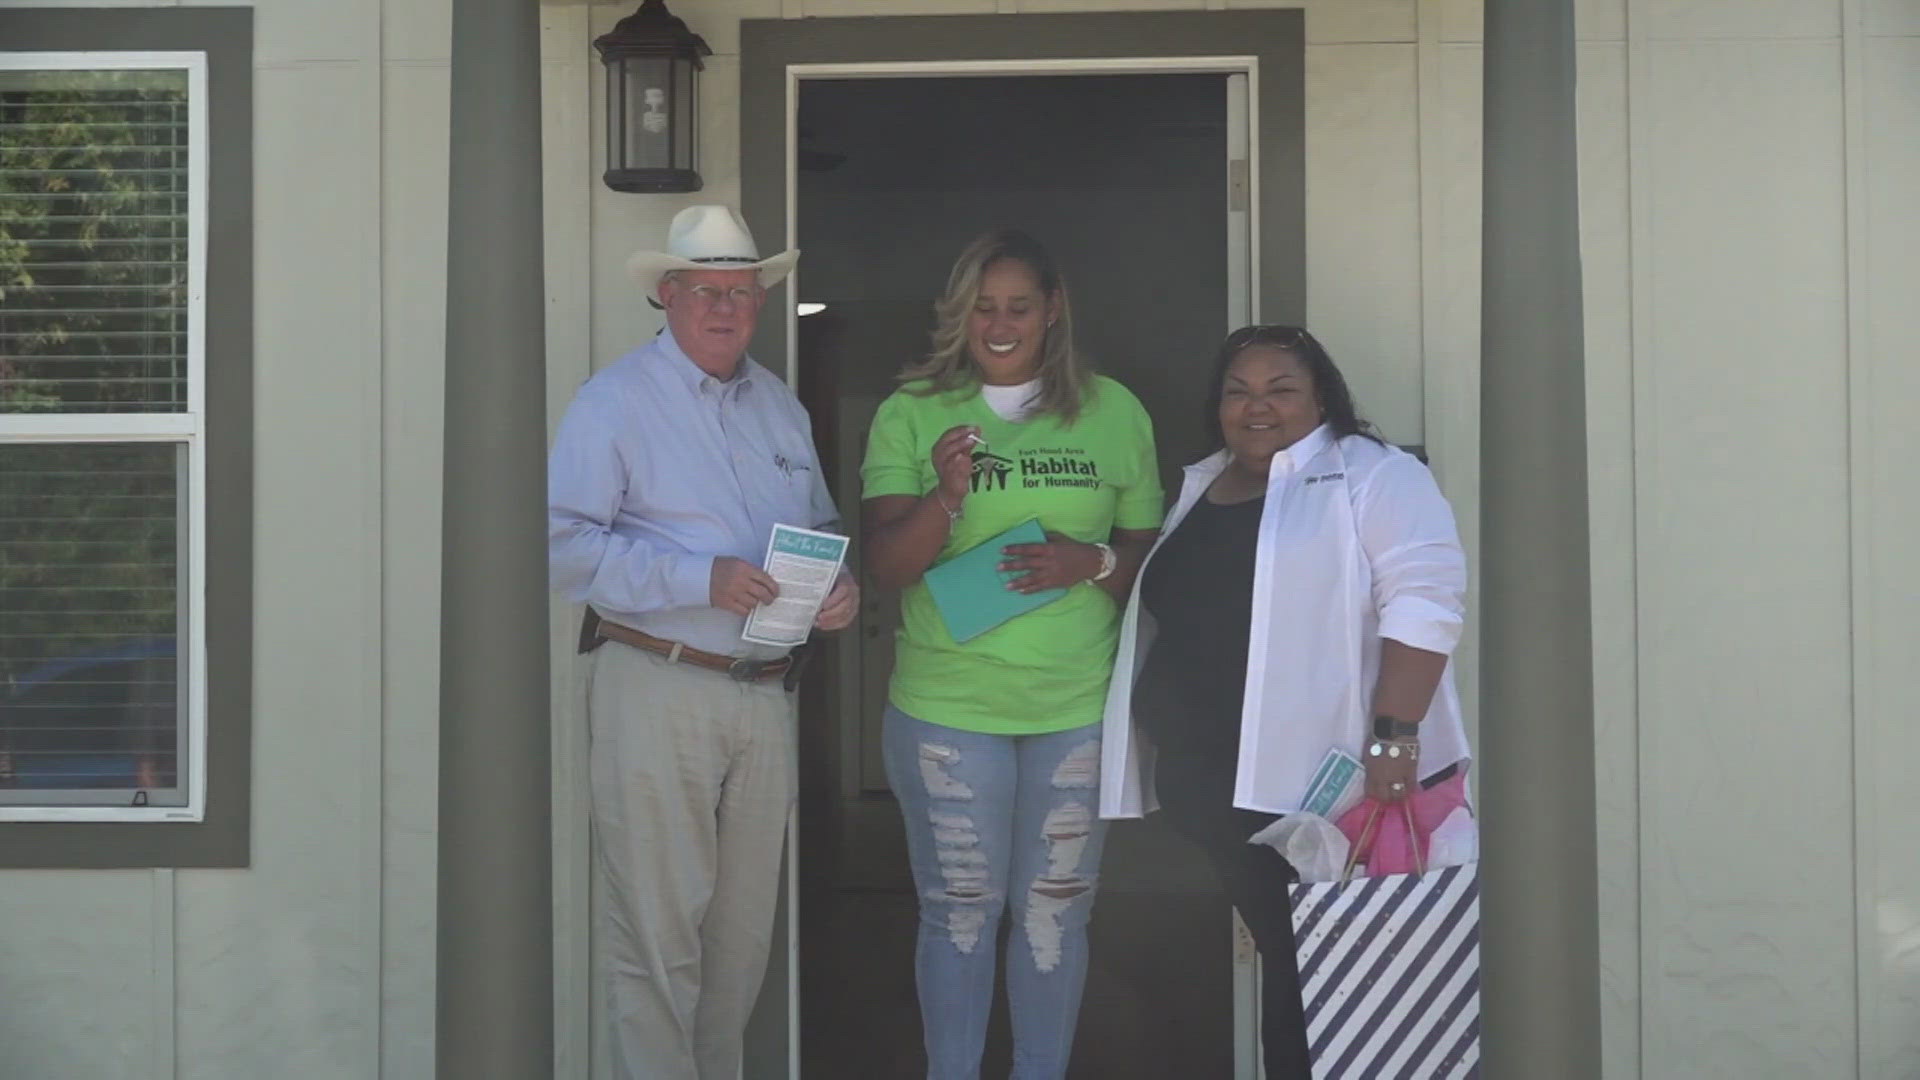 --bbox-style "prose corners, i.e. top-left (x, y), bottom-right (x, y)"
top-left (1, 58), bottom-right (203, 818)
